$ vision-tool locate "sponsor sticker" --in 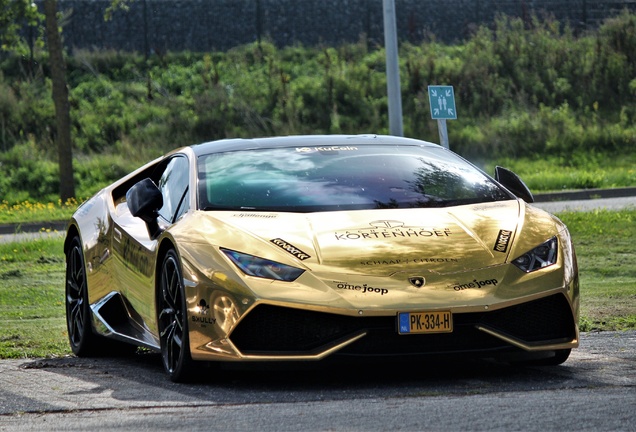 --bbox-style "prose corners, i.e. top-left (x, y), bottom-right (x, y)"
top-left (335, 222), bottom-right (453, 241)
top-left (295, 146), bottom-right (358, 153)
top-left (360, 257), bottom-right (459, 266)
top-left (270, 238), bottom-right (311, 260)
top-left (494, 229), bottom-right (513, 253)
top-left (334, 282), bottom-right (389, 295)
top-left (232, 213), bottom-right (278, 218)
top-left (450, 278), bottom-right (499, 291)
top-left (192, 299), bottom-right (216, 326)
